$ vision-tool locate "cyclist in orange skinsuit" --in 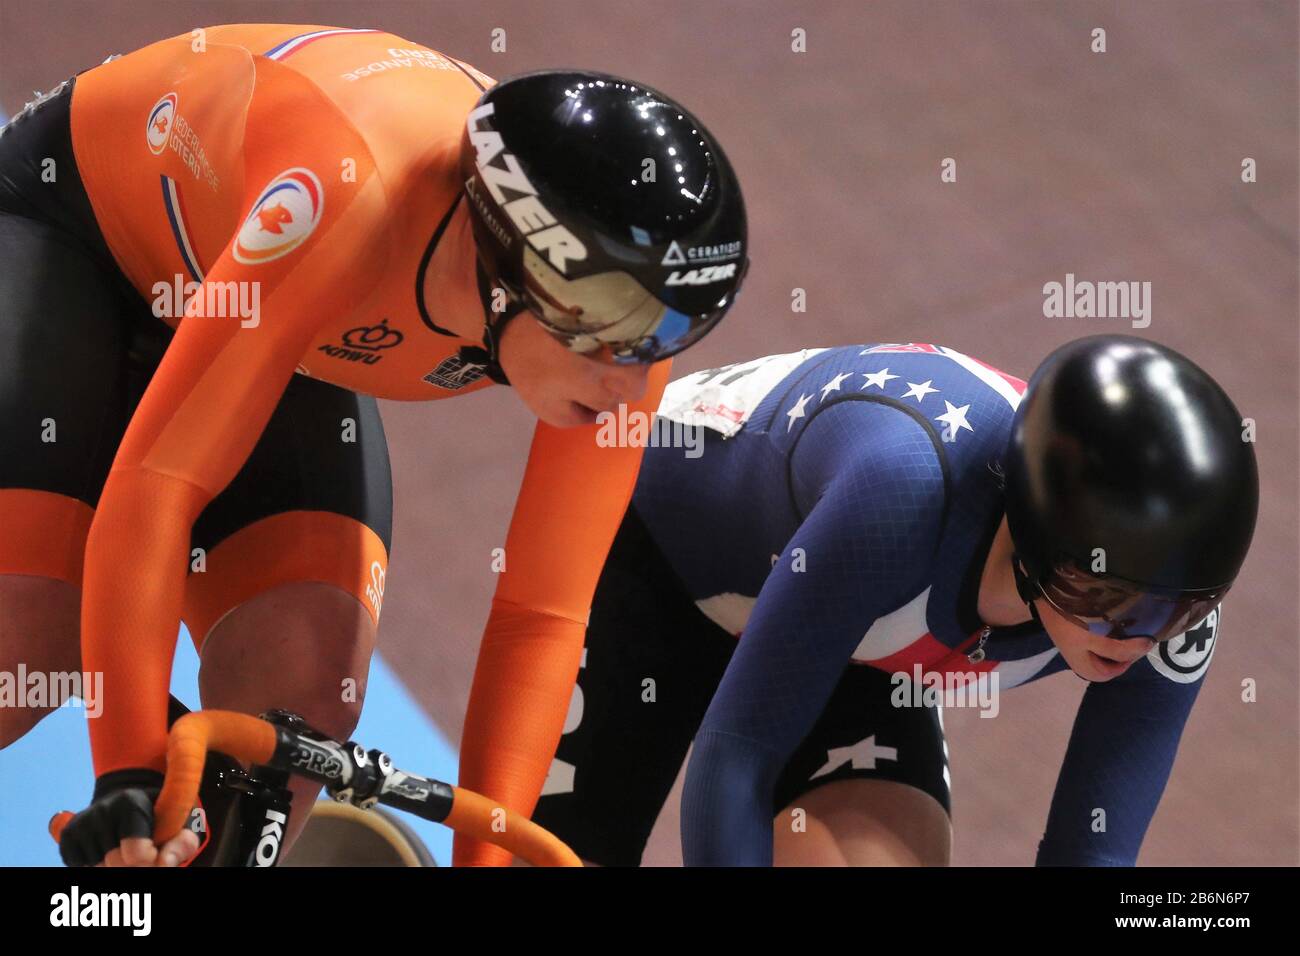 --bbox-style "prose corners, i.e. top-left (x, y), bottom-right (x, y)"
top-left (0, 24), bottom-right (747, 865)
